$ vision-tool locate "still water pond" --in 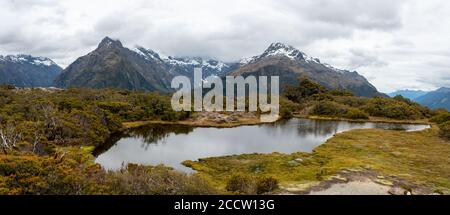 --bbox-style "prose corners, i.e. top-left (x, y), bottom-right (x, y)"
top-left (94, 118), bottom-right (429, 172)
